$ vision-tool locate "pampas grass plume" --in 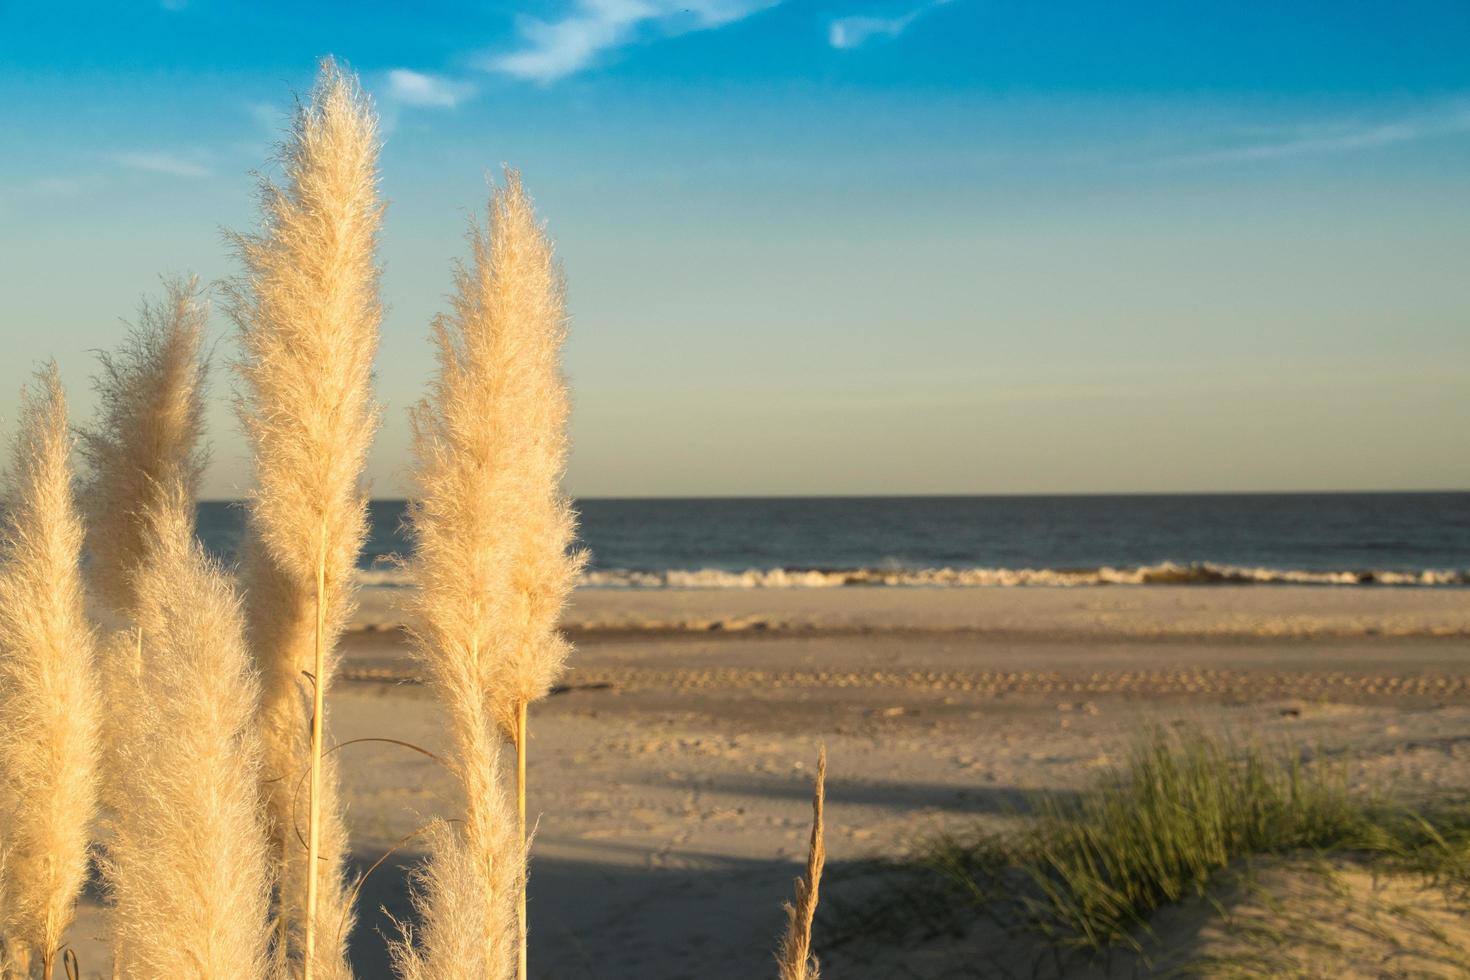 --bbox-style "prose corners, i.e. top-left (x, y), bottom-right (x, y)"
top-left (103, 483), bottom-right (276, 979)
top-left (404, 169), bottom-right (583, 978)
top-left (229, 58), bottom-right (382, 980)
top-left (0, 366), bottom-right (102, 980)
top-left (79, 277), bottom-right (208, 618)
top-left (79, 280), bottom-right (210, 838)
top-left (409, 169), bottom-right (583, 742)
top-left (387, 809), bottom-right (523, 980)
